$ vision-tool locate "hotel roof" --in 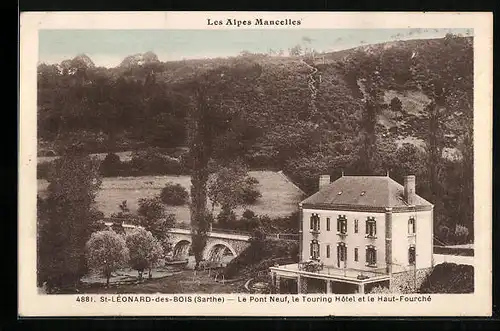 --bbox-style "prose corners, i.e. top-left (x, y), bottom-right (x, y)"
top-left (301, 175), bottom-right (433, 210)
